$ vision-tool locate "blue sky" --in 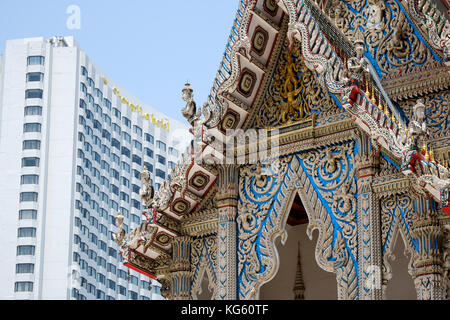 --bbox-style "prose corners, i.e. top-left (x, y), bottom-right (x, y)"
top-left (0, 0), bottom-right (239, 123)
